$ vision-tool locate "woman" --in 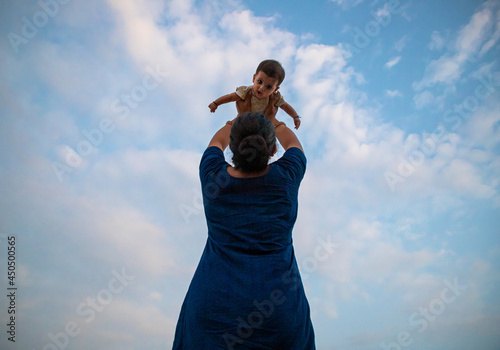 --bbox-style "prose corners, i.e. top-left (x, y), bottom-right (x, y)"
top-left (173, 92), bottom-right (315, 349)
